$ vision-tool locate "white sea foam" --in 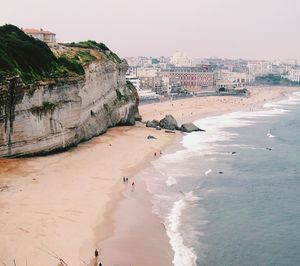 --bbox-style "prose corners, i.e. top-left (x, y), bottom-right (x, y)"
top-left (166, 199), bottom-right (198, 266)
top-left (263, 102), bottom-right (281, 108)
top-left (184, 191), bottom-right (202, 202)
top-left (180, 103), bottom-right (292, 155)
top-left (166, 176), bottom-right (178, 186)
top-left (264, 91), bottom-right (300, 108)
top-left (205, 169), bottom-right (212, 176)
top-left (267, 130), bottom-right (276, 138)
